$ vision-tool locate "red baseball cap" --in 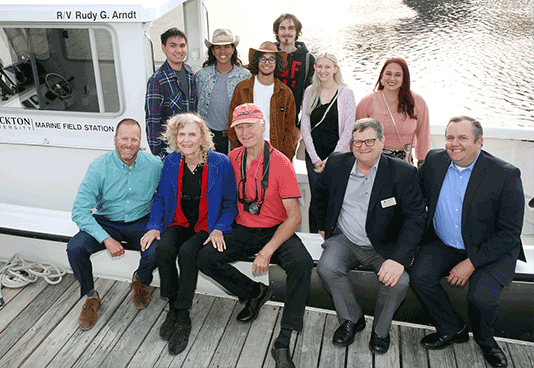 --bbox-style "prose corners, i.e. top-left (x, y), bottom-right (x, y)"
top-left (231, 103), bottom-right (264, 128)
